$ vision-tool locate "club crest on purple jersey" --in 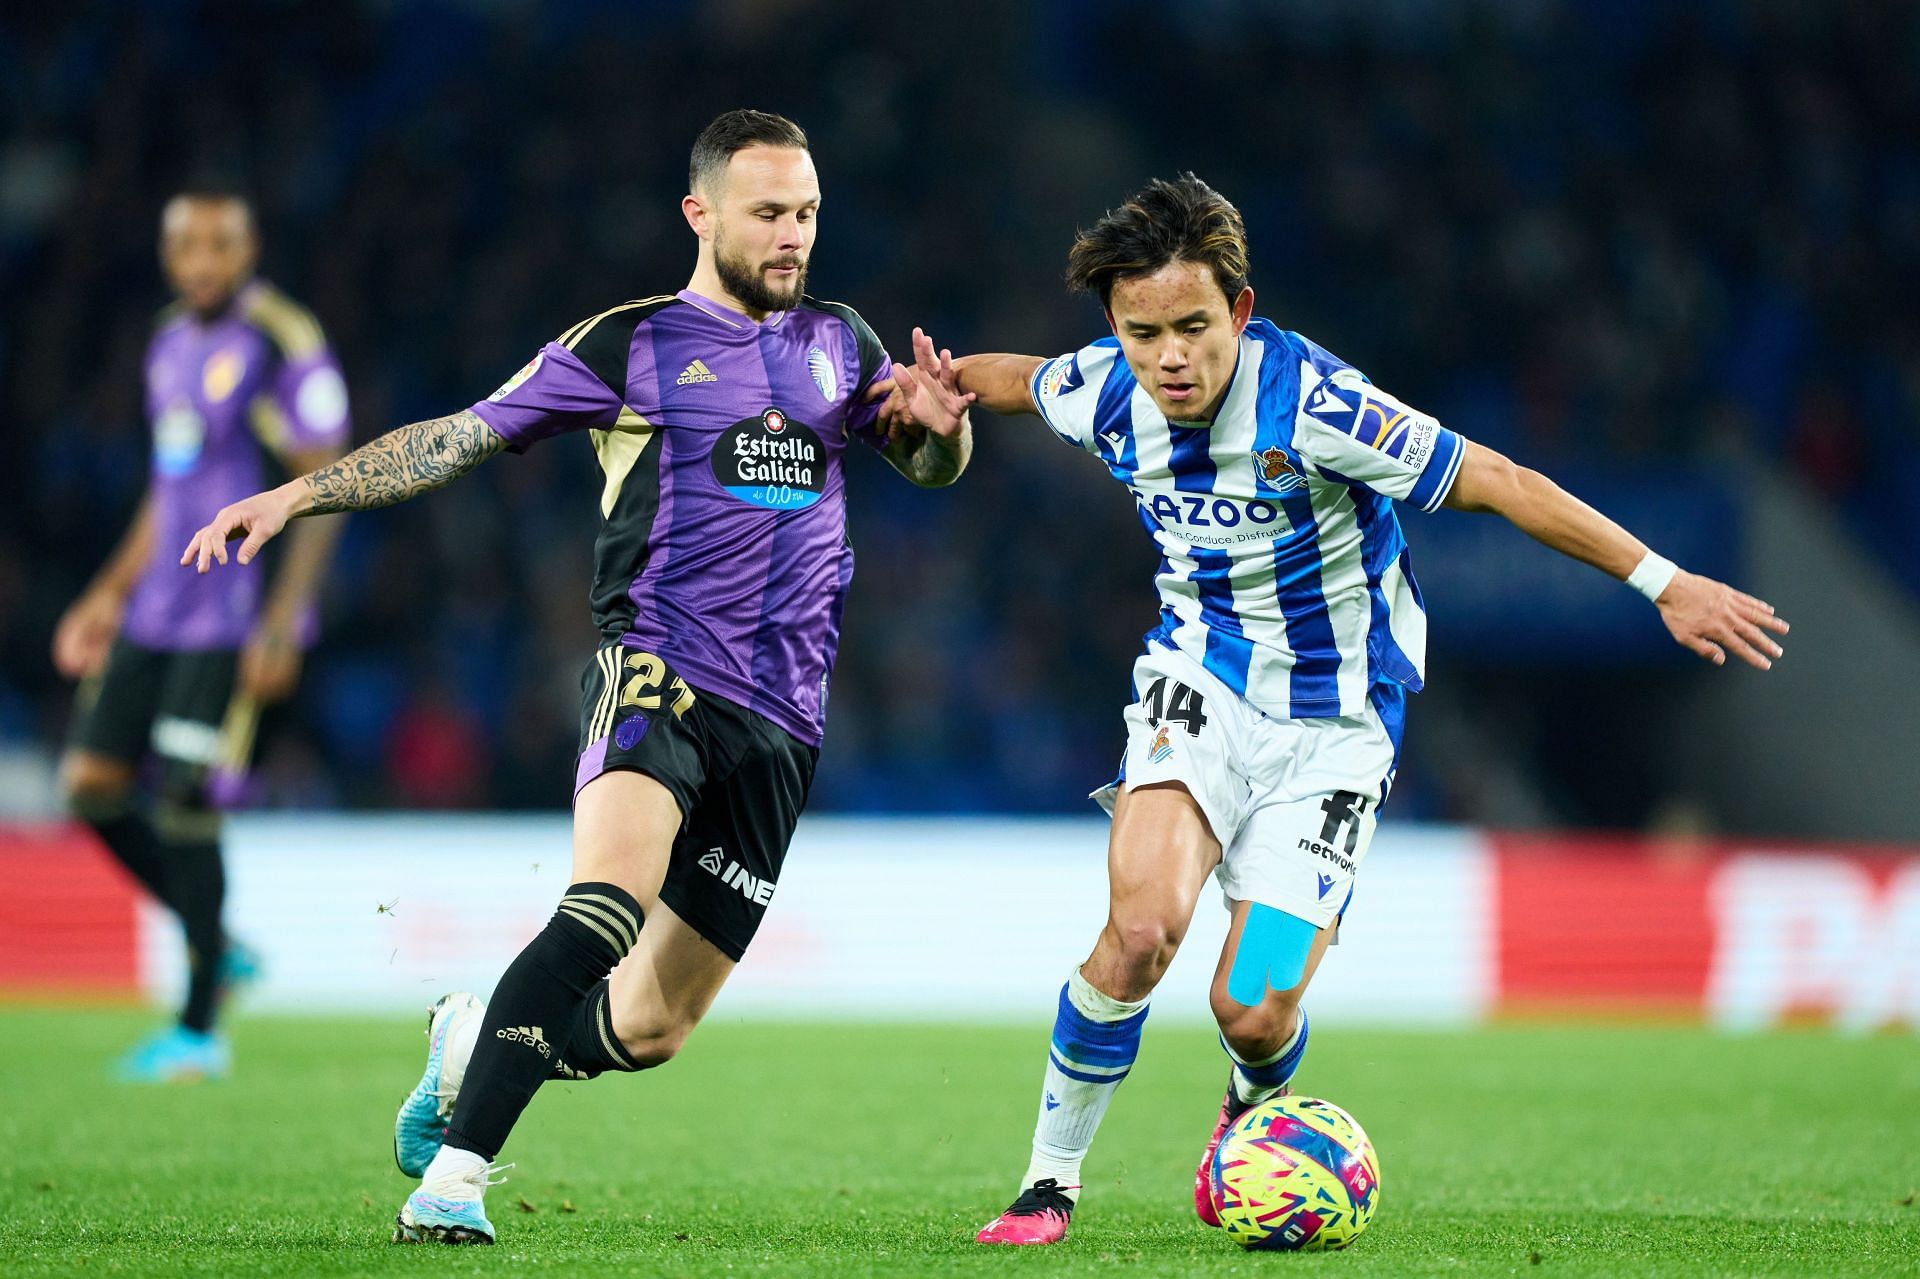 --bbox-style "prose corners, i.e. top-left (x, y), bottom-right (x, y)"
top-left (806, 345), bottom-right (836, 400)
top-left (202, 349), bottom-right (246, 403)
top-left (713, 407), bottom-right (825, 510)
